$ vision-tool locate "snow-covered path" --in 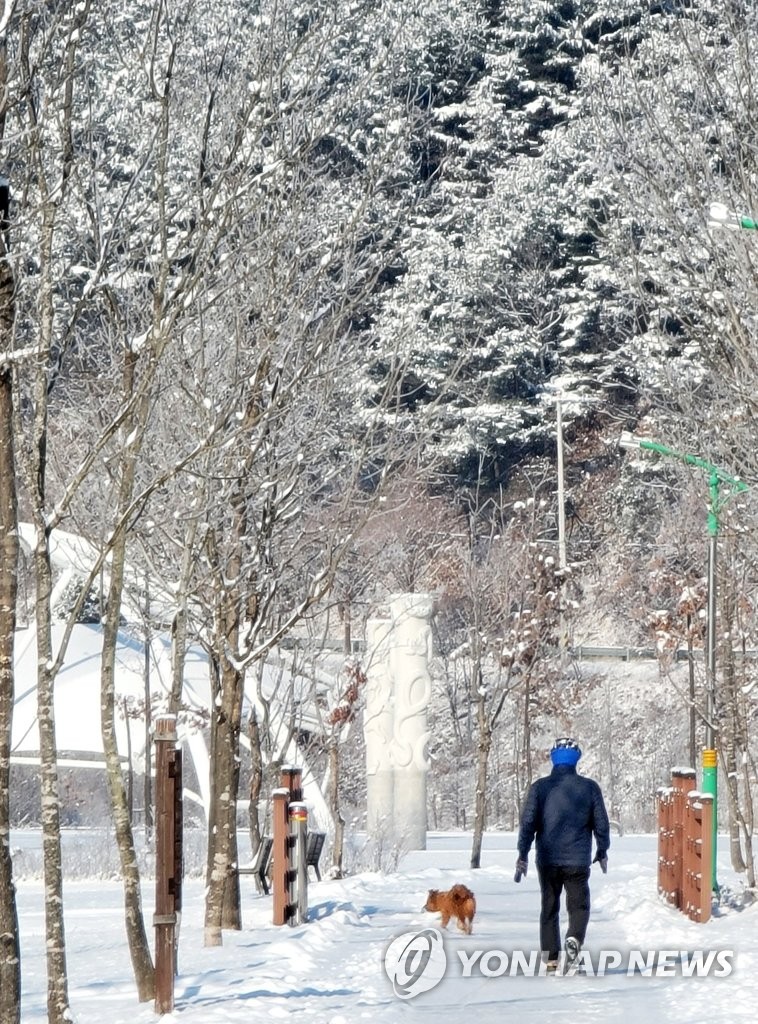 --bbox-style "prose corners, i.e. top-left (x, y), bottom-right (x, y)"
top-left (15, 832), bottom-right (757, 1023)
